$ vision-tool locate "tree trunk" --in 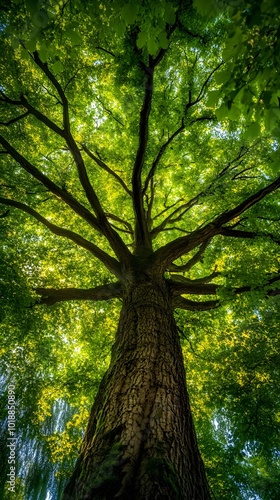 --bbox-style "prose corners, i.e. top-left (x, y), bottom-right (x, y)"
top-left (63, 274), bottom-right (211, 499)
